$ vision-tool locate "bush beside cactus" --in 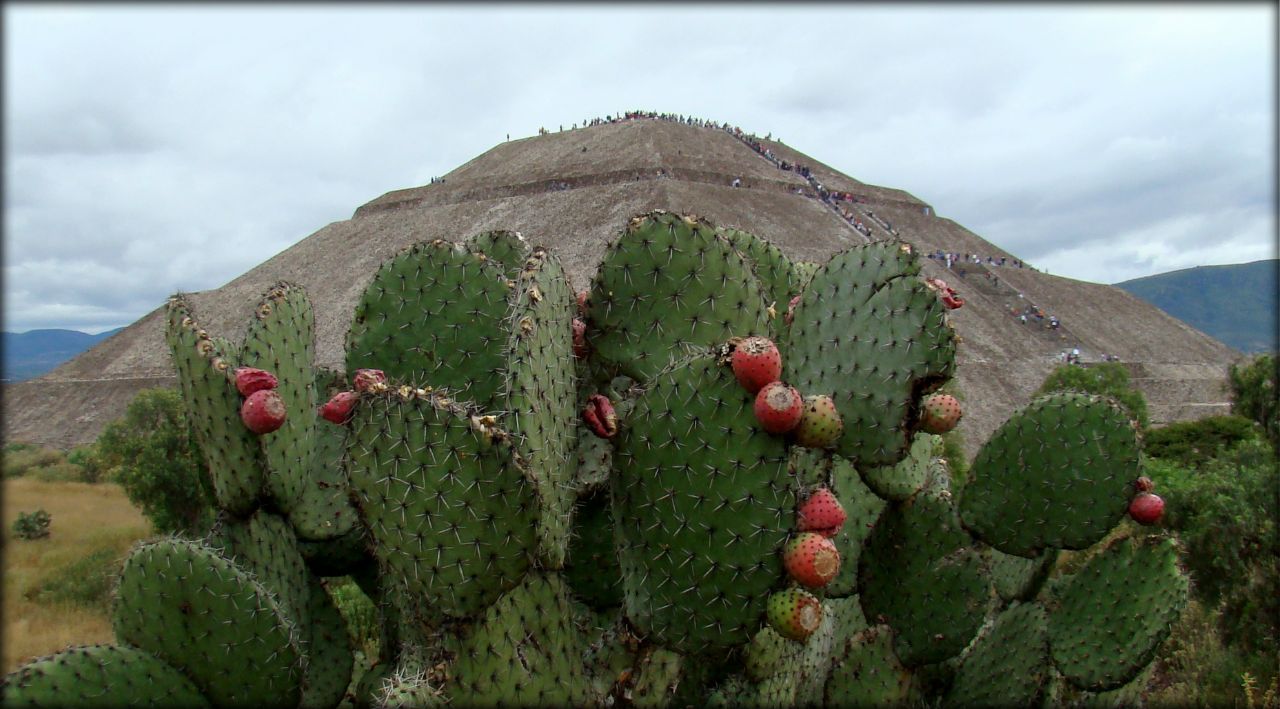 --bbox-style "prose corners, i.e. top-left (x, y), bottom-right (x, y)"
top-left (1, 211), bottom-right (1190, 707)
